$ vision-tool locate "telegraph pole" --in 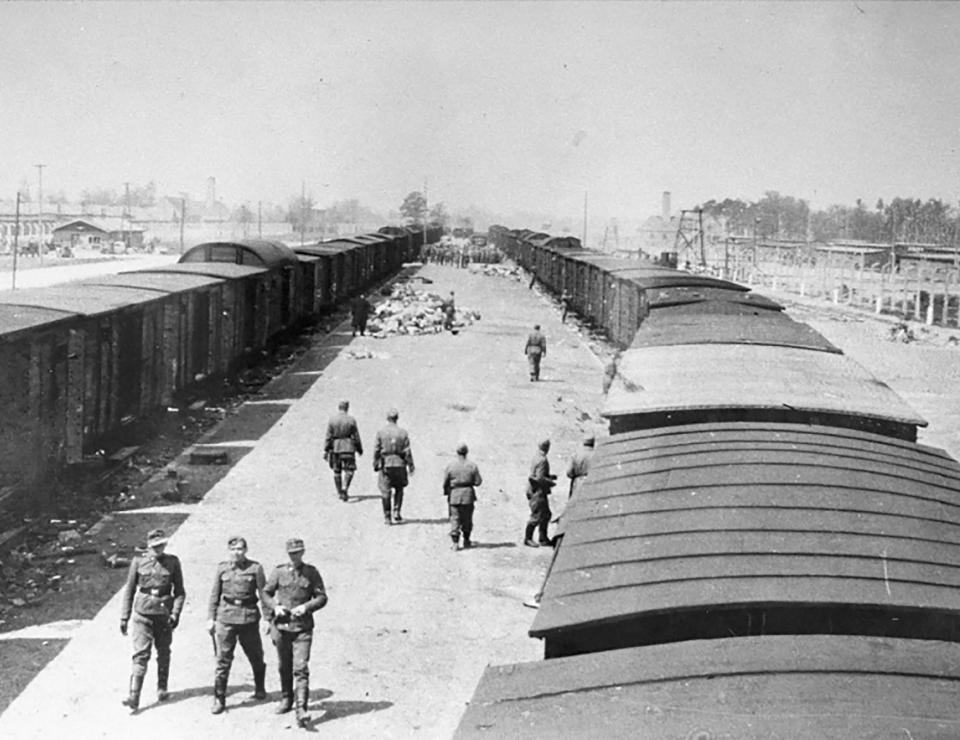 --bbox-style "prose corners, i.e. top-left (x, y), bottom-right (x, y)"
top-left (582, 190), bottom-right (588, 248)
top-left (300, 180), bottom-right (306, 248)
top-left (12, 191), bottom-right (21, 290)
top-left (123, 181), bottom-right (131, 252)
top-left (35, 164), bottom-right (45, 262)
top-left (423, 178), bottom-right (428, 227)
top-left (179, 197), bottom-right (186, 254)
top-left (258, 200), bottom-right (262, 238)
